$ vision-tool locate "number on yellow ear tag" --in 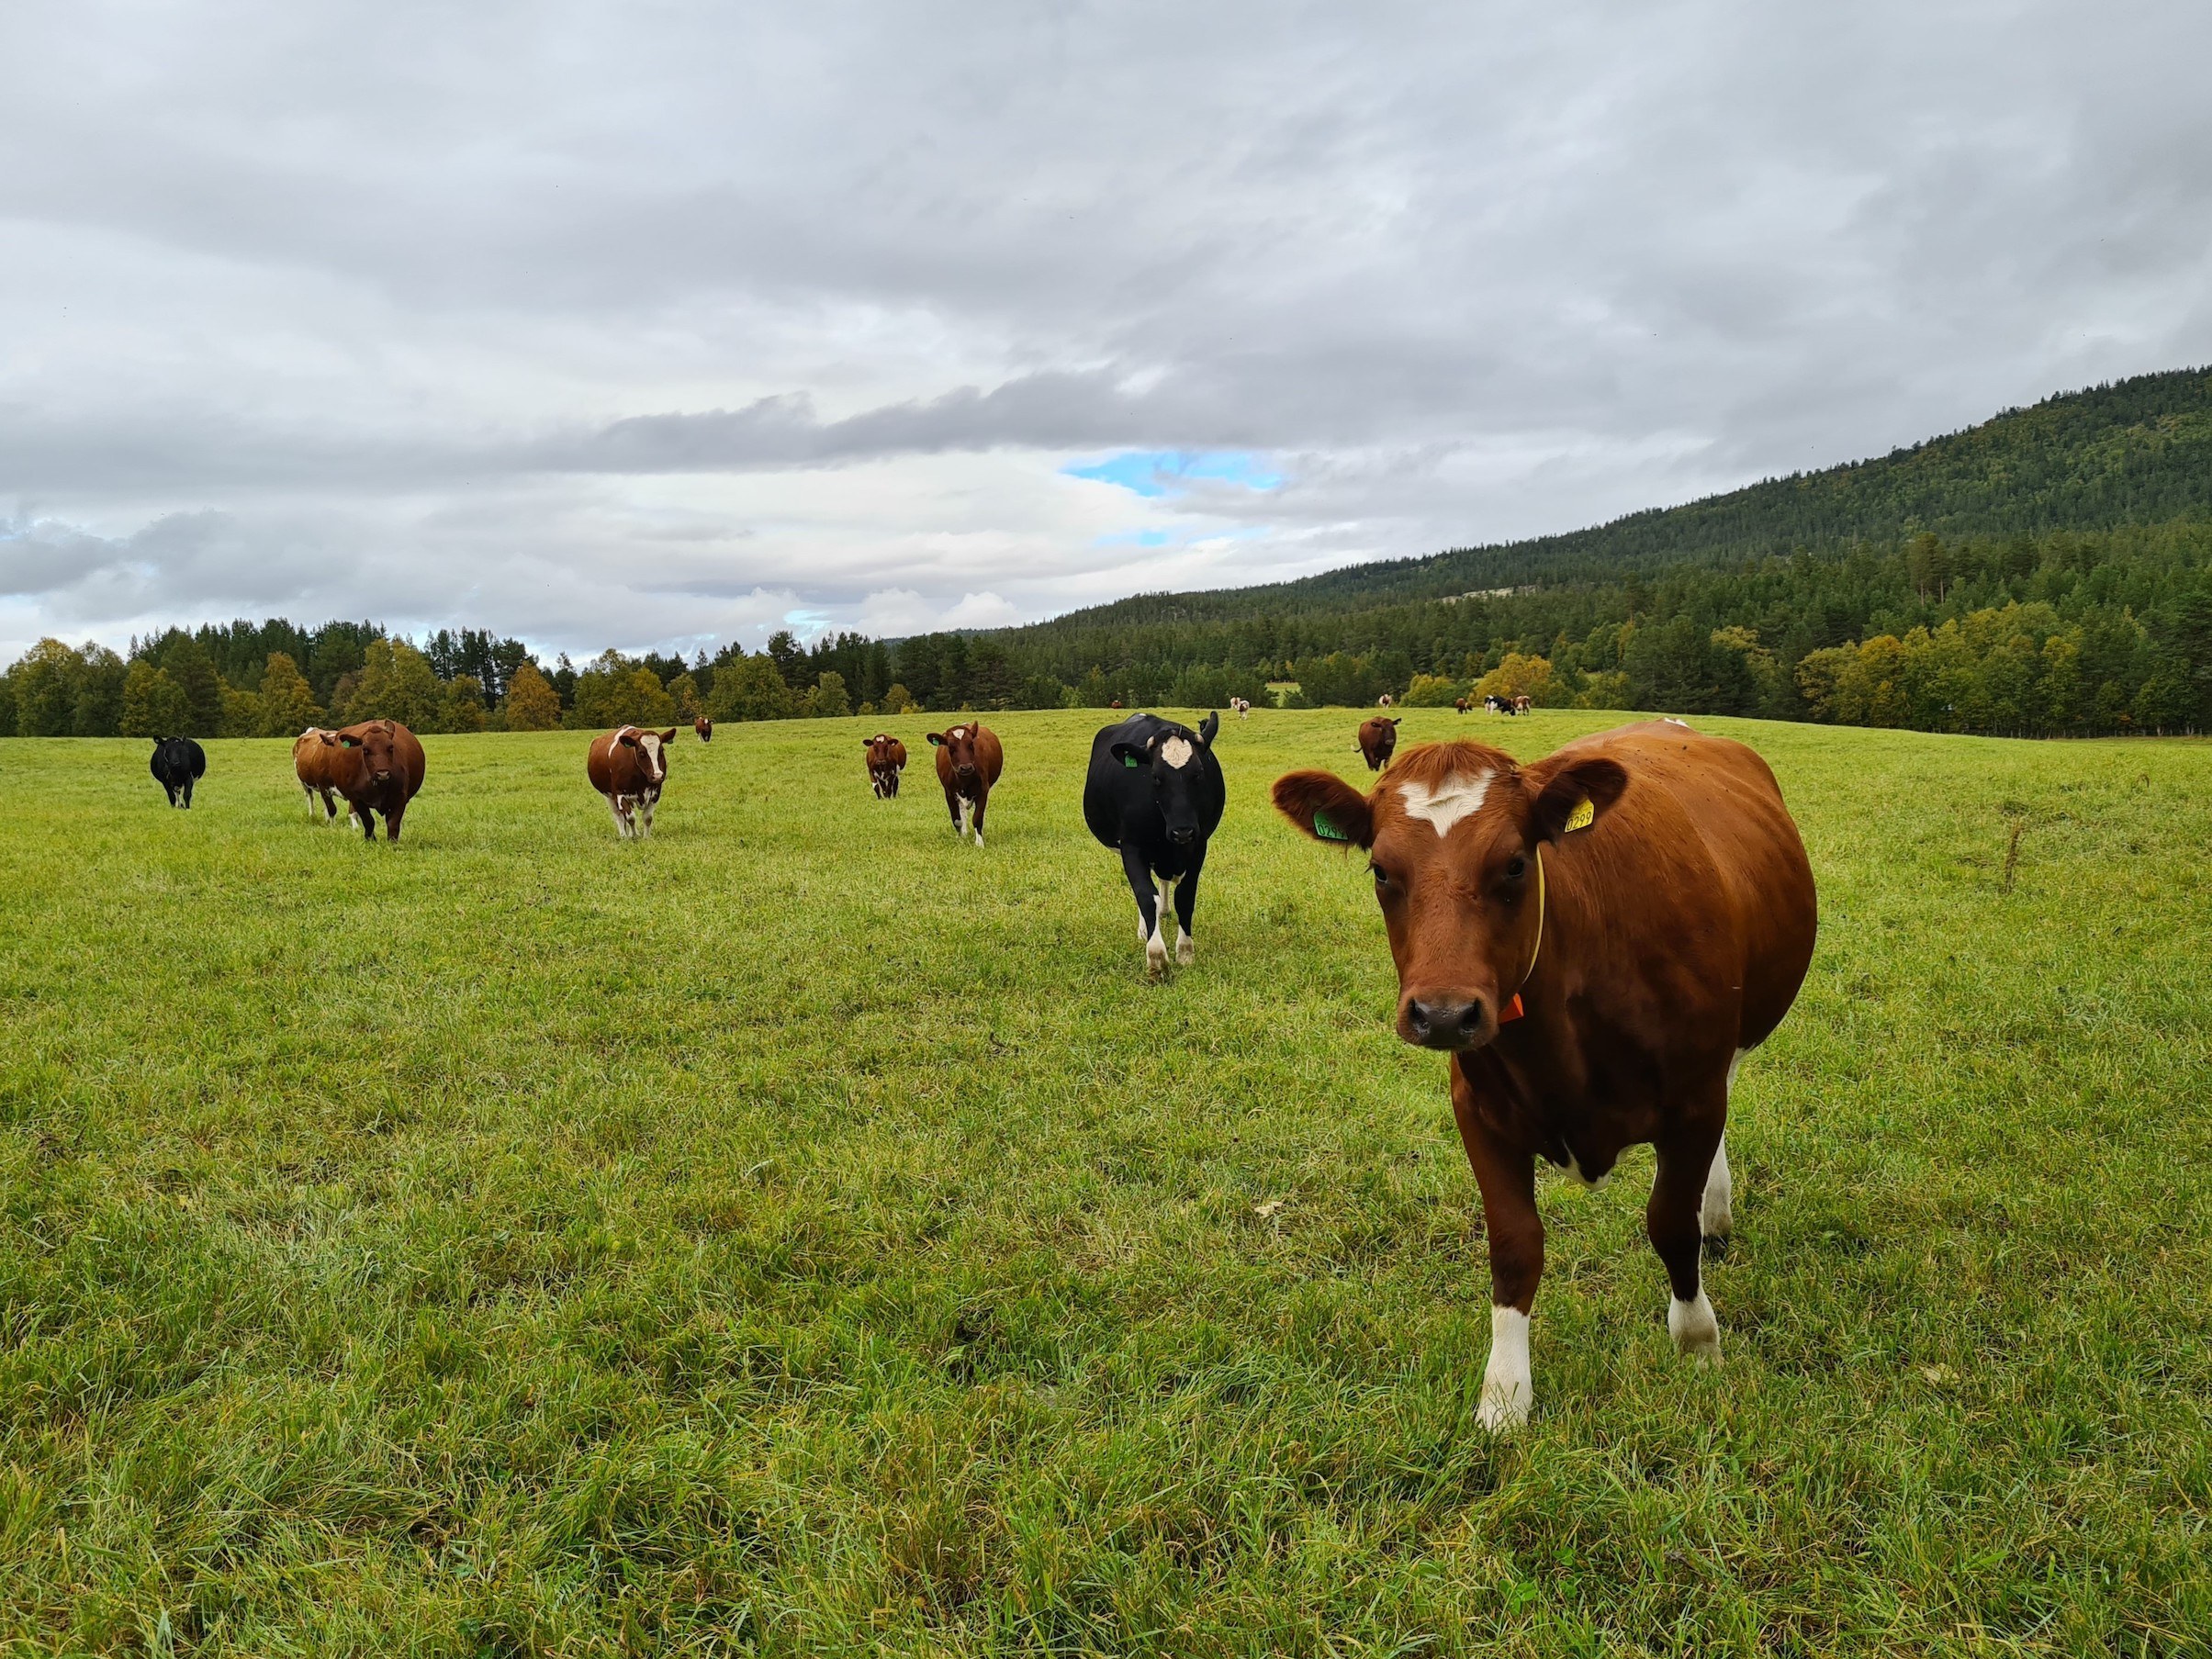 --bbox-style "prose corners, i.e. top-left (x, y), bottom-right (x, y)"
top-left (1566, 797), bottom-right (1595, 833)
